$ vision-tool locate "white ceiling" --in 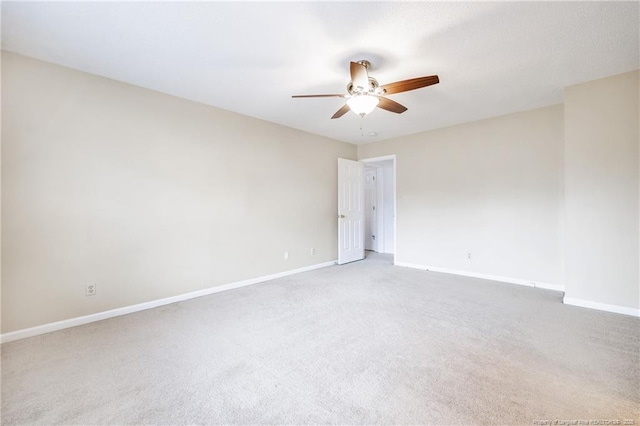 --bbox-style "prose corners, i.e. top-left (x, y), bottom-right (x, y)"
top-left (2, 2), bottom-right (638, 144)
